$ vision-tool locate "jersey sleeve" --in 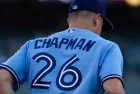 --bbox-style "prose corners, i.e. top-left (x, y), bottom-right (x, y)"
top-left (0, 40), bottom-right (30, 91)
top-left (99, 43), bottom-right (124, 86)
